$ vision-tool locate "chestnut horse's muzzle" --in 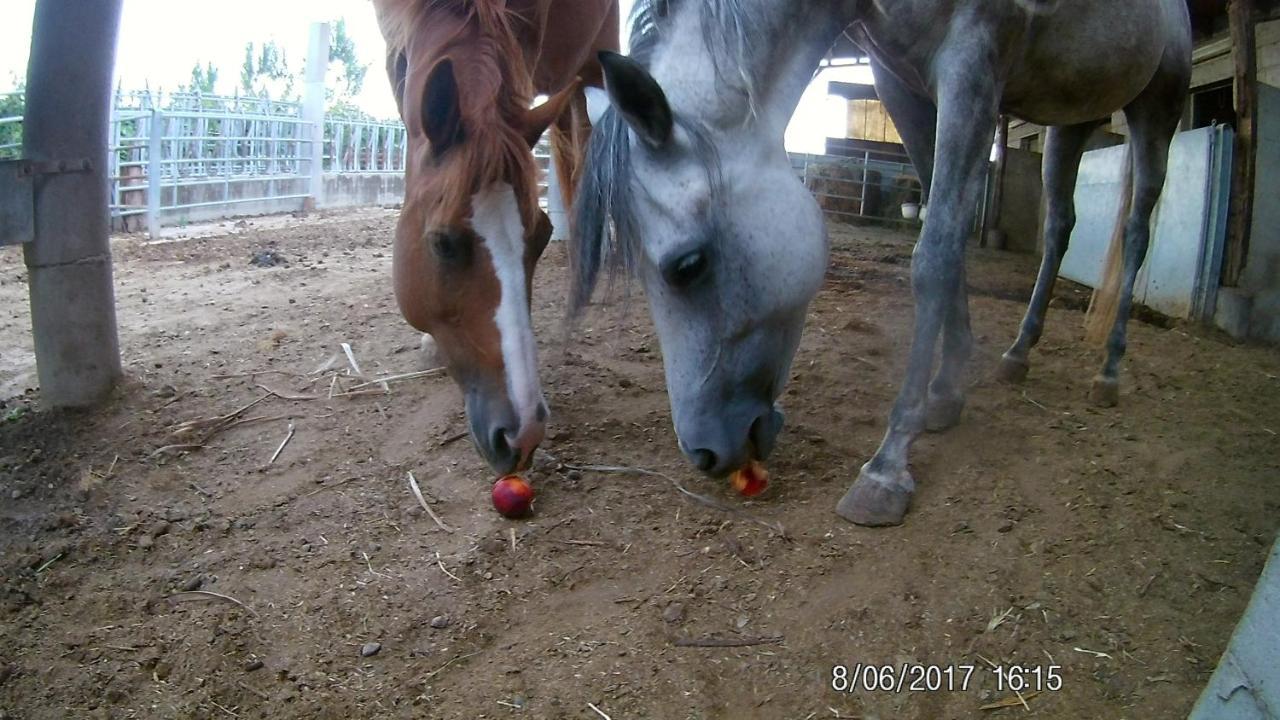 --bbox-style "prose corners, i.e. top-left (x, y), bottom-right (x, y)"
top-left (464, 380), bottom-right (547, 474)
